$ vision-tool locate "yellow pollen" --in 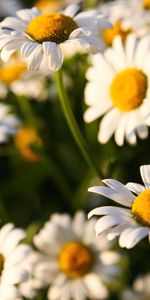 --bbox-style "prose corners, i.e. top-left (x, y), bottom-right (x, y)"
top-left (0, 63), bottom-right (27, 84)
top-left (0, 254), bottom-right (4, 276)
top-left (132, 189), bottom-right (150, 226)
top-left (143, 0), bottom-right (150, 9)
top-left (102, 22), bottom-right (132, 46)
top-left (59, 241), bottom-right (93, 278)
top-left (15, 127), bottom-right (42, 162)
top-left (110, 68), bottom-right (148, 112)
top-left (26, 13), bottom-right (78, 44)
